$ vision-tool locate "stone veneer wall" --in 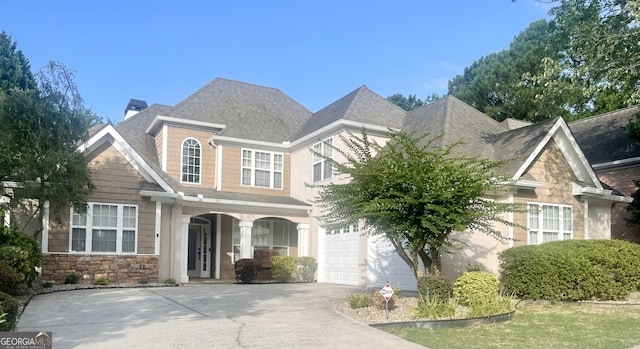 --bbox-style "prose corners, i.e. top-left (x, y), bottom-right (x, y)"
top-left (41, 254), bottom-right (159, 284)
